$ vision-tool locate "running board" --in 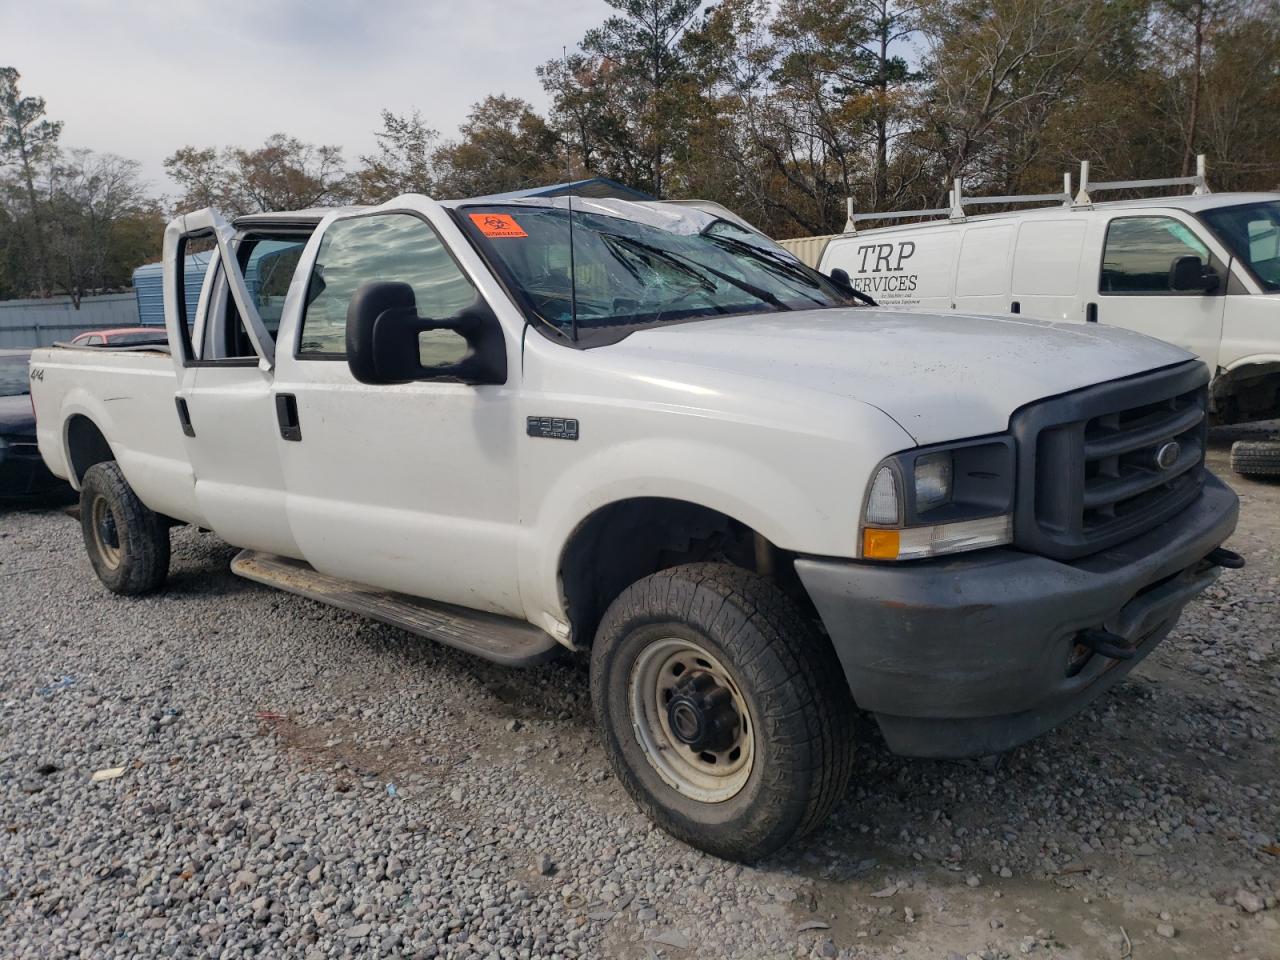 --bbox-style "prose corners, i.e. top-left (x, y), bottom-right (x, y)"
top-left (230, 550), bottom-right (561, 667)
